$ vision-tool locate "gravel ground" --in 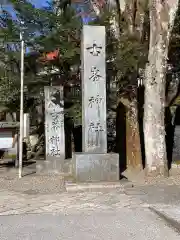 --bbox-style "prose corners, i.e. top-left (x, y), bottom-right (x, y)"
top-left (0, 208), bottom-right (180, 240)
top-left (0, 173), bottom-right (179, 239)
top-left (0, 175), bottom-right (65, 194)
